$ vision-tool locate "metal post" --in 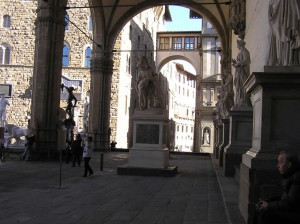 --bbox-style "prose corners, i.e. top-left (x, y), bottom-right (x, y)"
top-left (100, 153), bottom-right (104, 171)
top-left (59, 149), bottom-right (62, 188)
